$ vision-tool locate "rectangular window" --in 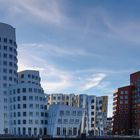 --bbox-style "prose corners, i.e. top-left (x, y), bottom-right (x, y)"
top-left (23, 104), bottom-right (26, 109)
top-left (23, 120), bottom-right (26, 124)
top-left (23, 112), bottom-right (26, 116)
top-left (57, 127), bottom-right (61, 136)
top-left (23, 96), bottom-right (26, 101)
top-left (22, 88), bottom-right (26, 93)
